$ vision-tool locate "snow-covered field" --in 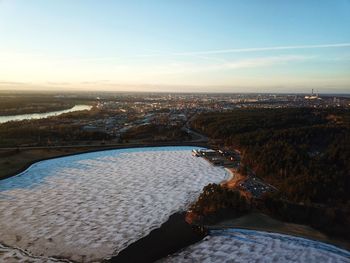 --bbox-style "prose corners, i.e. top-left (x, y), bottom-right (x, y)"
top-left (160, 228), bottom-right (350, 263)
top-left (0, 147), bottom-right (228, 262)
